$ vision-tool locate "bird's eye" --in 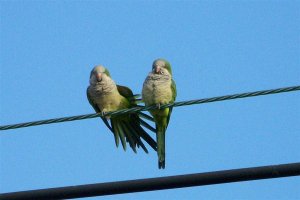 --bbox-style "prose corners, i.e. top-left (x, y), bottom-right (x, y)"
top-left (160, 71), bottom-right (164, 74)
